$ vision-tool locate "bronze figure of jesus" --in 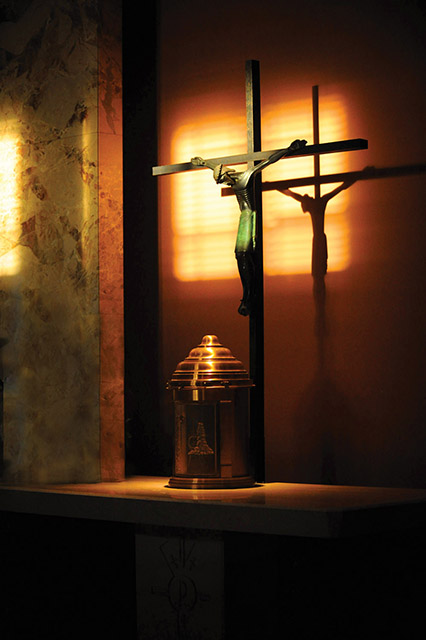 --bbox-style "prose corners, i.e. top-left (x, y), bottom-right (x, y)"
top-left (192, 139), bottom-right (307, 316)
